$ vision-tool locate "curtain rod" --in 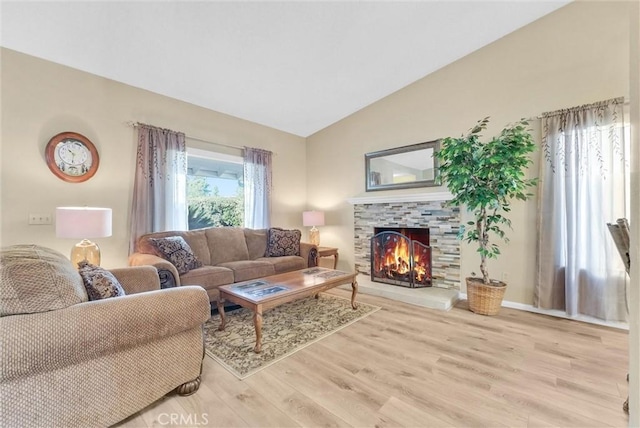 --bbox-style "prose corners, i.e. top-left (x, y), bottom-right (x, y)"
top-left (126, 121), bottom-right (245, 151)
top-left (535, 97), bottom-right (629, 120)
